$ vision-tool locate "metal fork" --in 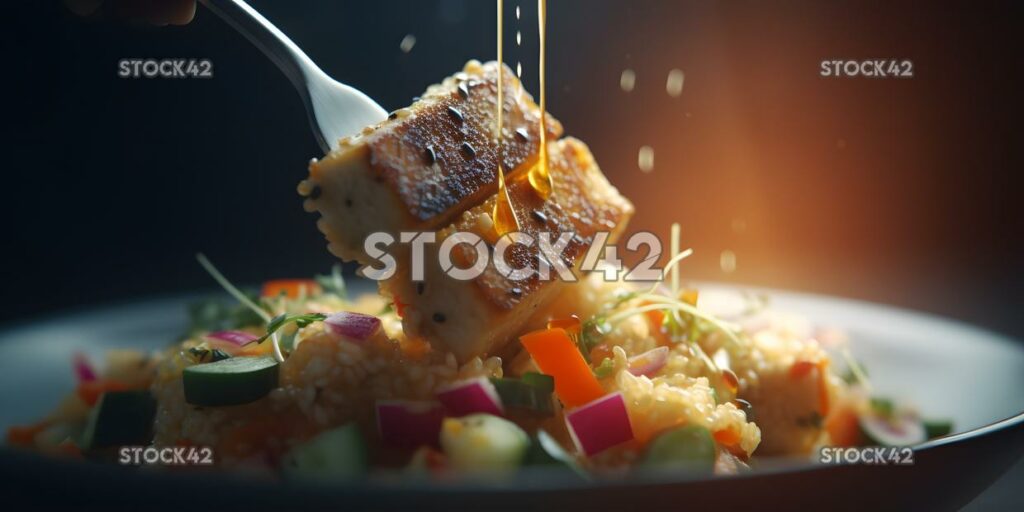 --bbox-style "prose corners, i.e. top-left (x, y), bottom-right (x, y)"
top-left (200, 0), bottom-right (387, 153)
